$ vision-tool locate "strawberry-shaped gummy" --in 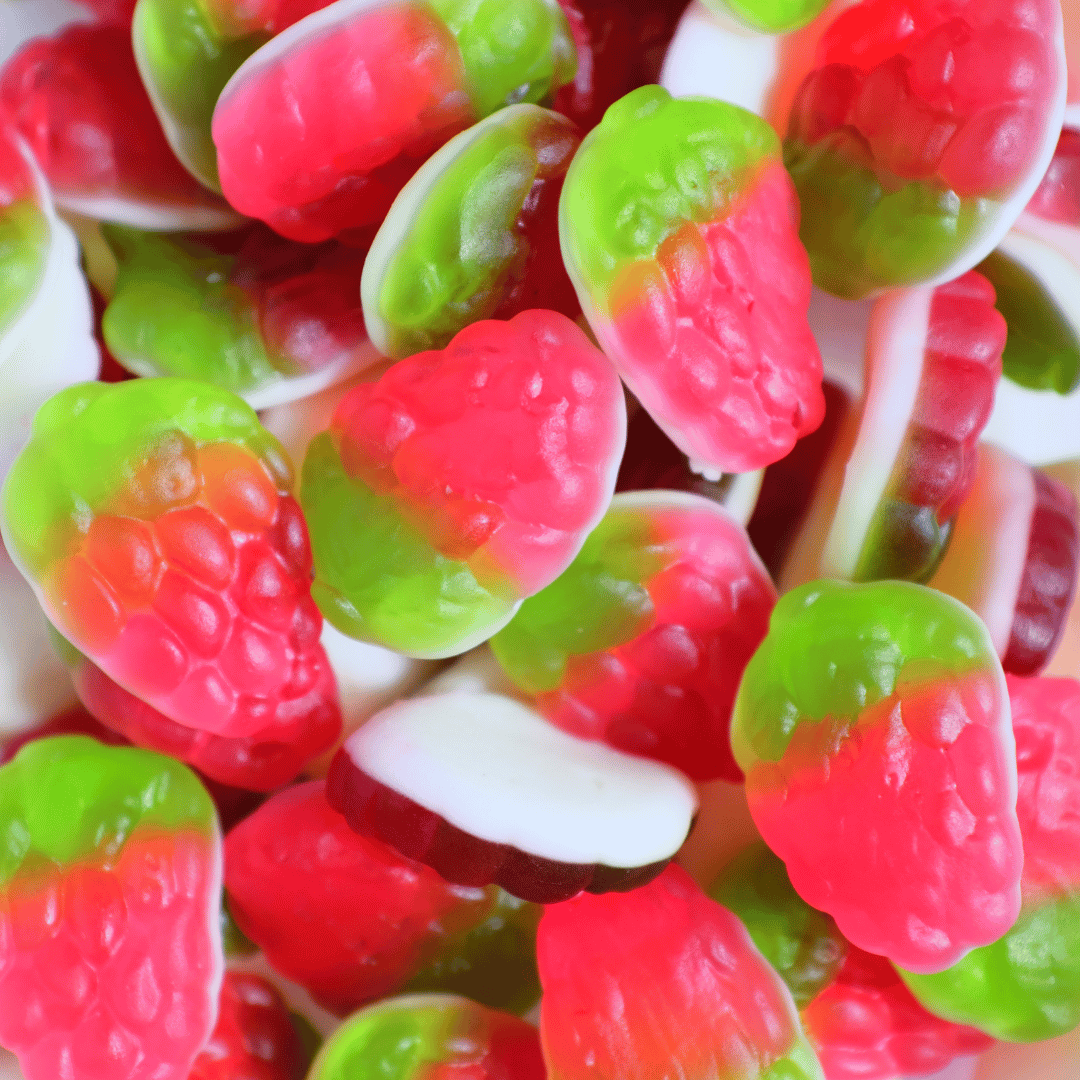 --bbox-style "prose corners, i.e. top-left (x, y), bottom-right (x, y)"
top-left (300, 310), bottom-right (625, 658)
top-left (900, 675), bottom-right (1080, 1041)
top-left (560, 85), bottom-right (824, 475)
top-left (210, 0), bottom-right (577, 242)
top-left (731, 579), bottom-right (1023, 973)
top-left (1, 378), bottom-right (338, 742)
top-left (326, 691), bottom-right (697, 903)
top-left (224, 781), bottom-right (542, 1016)
top-left (362, 104), bottom-right (581, 360)
top-left (100, 224), bottom-right (380, 409)
top-left (699, 0), bottom-right (831, 33)
top-left (189, 972), bottom-right (313, 1080)
top-left (0, 736), bottom-right (223, 1080)
top-left (711, 842), bottom-right (993, 1079)
top-left (538, 863), bottom-right (824, 1080)
top-left (781, 272), bottom-right (1004, 589)
top-left (930, 446), bottom-right (1080, 677)
top-left (0, 26), bottom-right (238, 230)
top-left (308, 993), bottom-right (544, 1080)
top-left (978, 130), bottom-right (1080, 396)
top-left (490, 489), bottom-right (776, 781)
top-left (0, 123), bottom-right (99, 480)
top-left (785, 0), bottom-right (1067, 299)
